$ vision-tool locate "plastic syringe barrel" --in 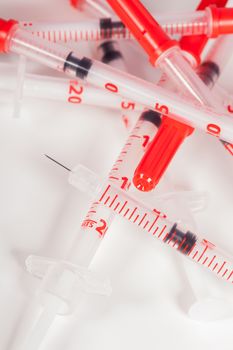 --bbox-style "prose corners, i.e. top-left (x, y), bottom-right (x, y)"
top-left (0, 19), bottom-right (233, 144)
top-left (132, 0), bottom-right (222, 192)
